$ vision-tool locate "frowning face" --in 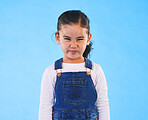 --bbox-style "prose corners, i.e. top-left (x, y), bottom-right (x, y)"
top-left (55, 23), bottom-right (92, 63)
